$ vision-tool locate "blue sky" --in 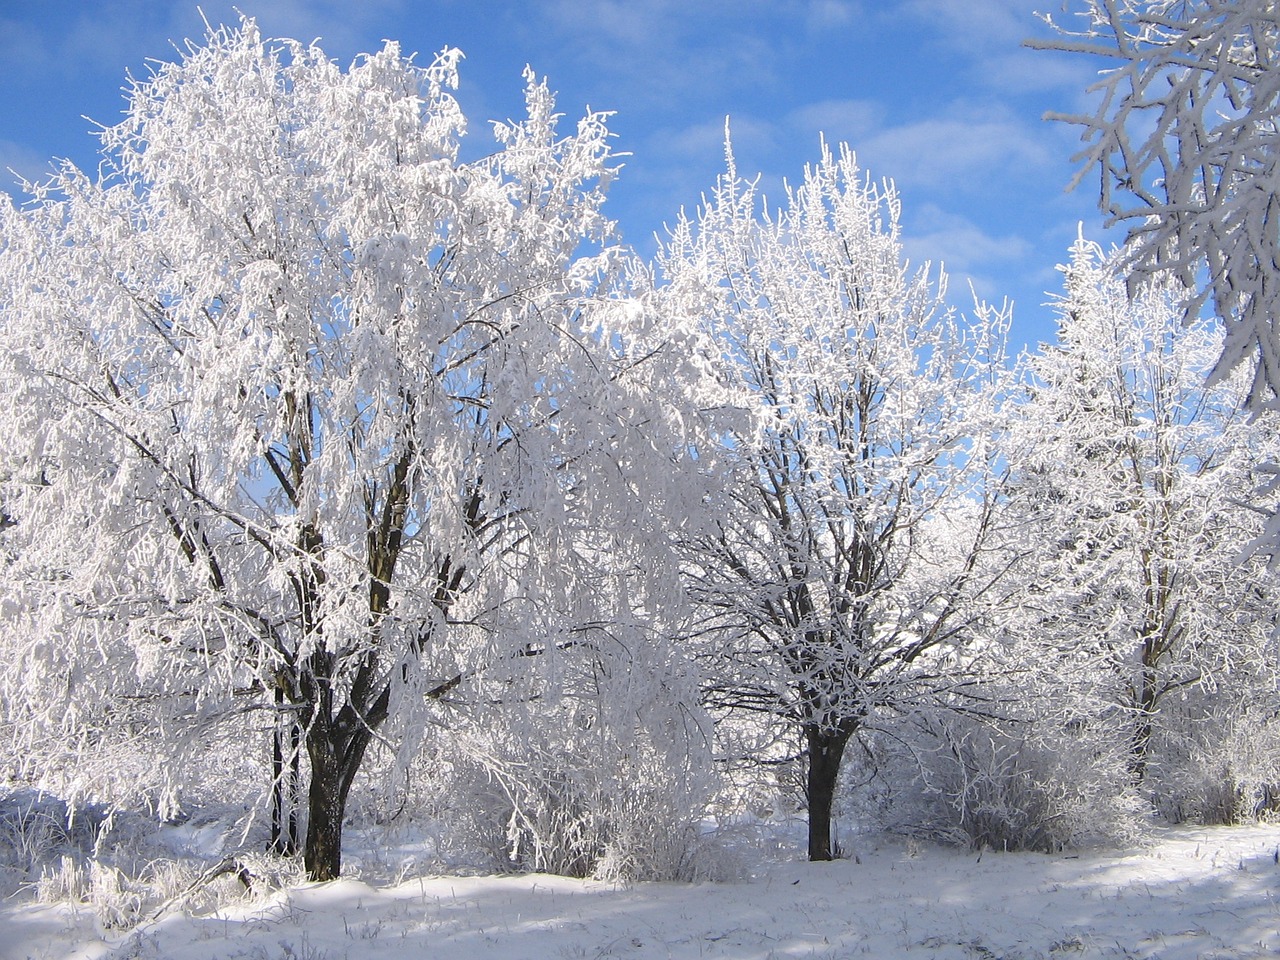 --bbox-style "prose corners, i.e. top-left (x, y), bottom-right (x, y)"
top-left (0, 1), bottom-right (1117, 349)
